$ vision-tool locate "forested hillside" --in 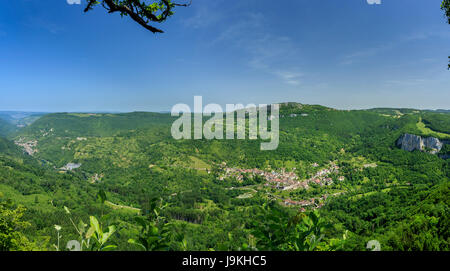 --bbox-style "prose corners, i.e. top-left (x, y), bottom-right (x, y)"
top-left (0, 119), bottom-right (16, 137)
top-left (0, 103), bottom-right (448, 251)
